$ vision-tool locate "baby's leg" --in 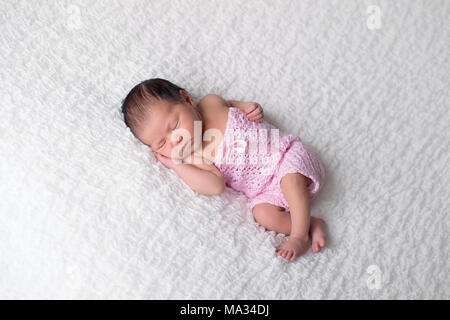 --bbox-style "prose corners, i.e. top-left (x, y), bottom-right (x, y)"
top-left (252, 203), bottom-right (326, 254)
top-left (252, 203), bottom-right (291, 234)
